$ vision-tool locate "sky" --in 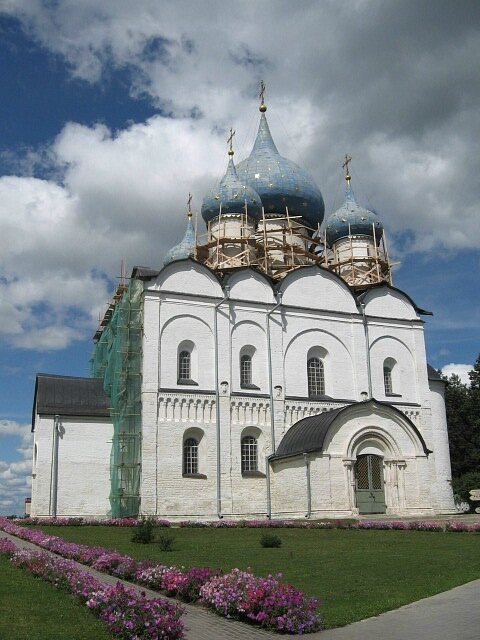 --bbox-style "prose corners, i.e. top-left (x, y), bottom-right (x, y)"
top-left (0, 0), bottom-right (479, 515)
